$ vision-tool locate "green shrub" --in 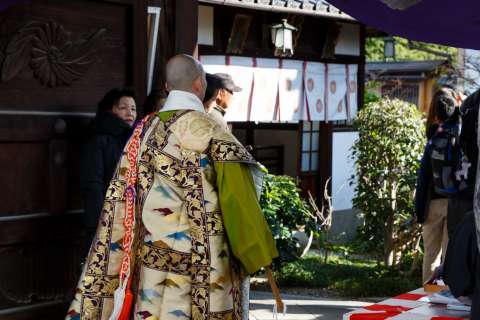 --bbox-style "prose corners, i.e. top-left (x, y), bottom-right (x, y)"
top-left (274, 254), bottom-right (422, 298)
top-left (352, 98), bottom-right (425, 266)
top-left (260, 174), bottom-right (317, 265)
